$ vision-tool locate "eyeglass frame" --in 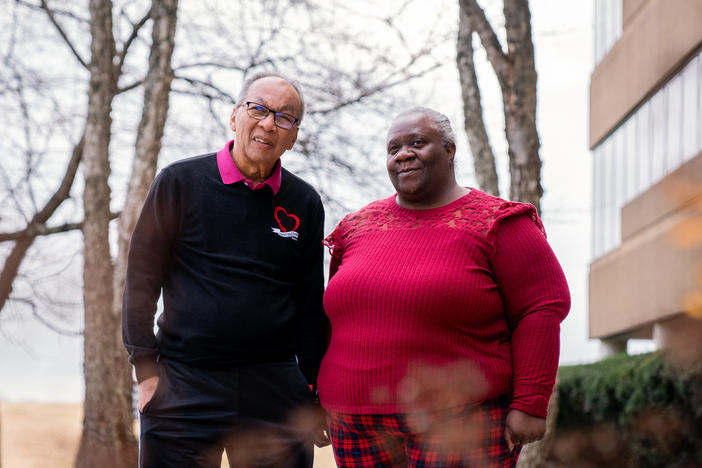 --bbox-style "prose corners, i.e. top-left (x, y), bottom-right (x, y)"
top-left (242, 101), bottom-right (300, 129)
